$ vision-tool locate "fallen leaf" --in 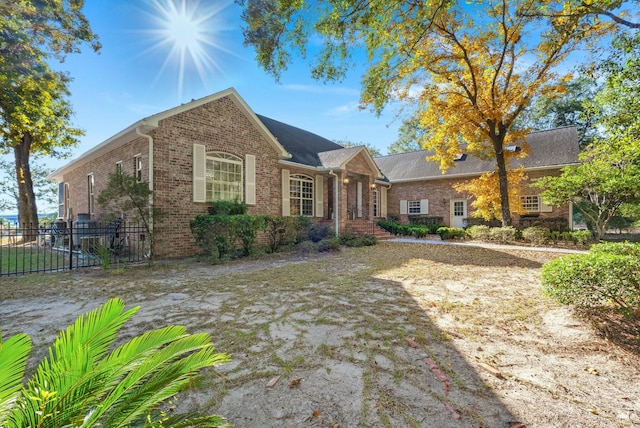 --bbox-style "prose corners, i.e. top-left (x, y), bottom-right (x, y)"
top-left (265, 375), bottom-right (280, 388)
top-left (289, 377), bottom-right (302, 388)
top-left (407, 337), bottom-right (419, 348)
top-left (585, 367), bottom-right (599, 376)
top-left (312, 410), bottom-right (321, 417)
